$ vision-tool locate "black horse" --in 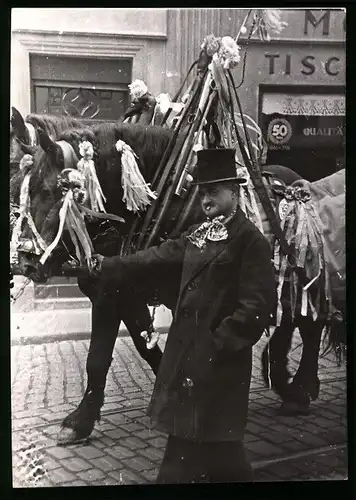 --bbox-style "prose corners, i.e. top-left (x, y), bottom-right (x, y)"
top-left (12, 122), bottom-right (198, 444)
top-left (11, 121), bottom-right (334, 444)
